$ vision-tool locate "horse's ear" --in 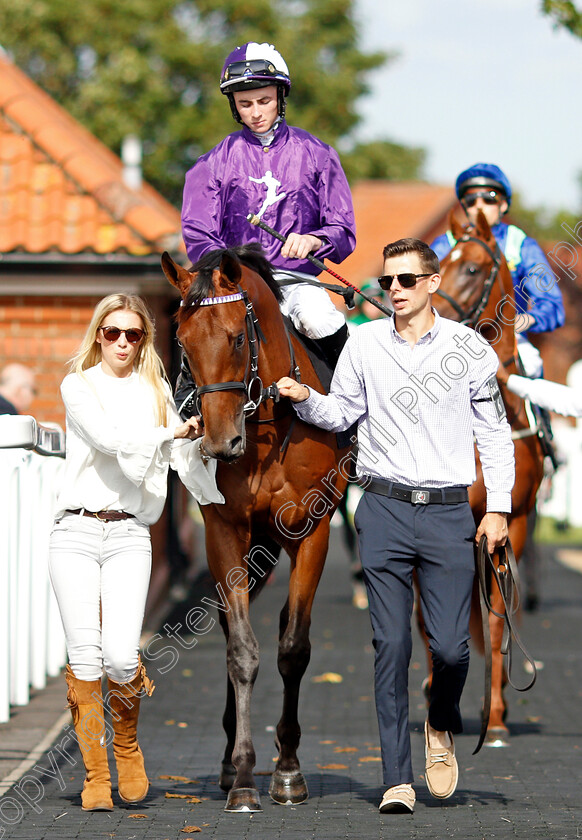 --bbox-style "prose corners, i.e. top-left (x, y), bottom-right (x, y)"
top-left (474, 209), bottom-right (492, 241)
top-left (449, 209), bottom-right (465, 241)
top-left (161, 251), bottom-right (193, 298)
top-left (219, 252), bottom-right (242, 287)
